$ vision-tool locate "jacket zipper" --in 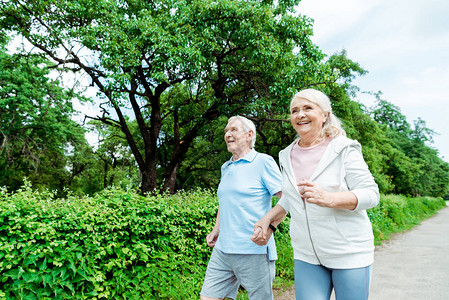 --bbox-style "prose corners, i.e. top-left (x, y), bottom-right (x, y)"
top-left (281, 157), bottom-right (322, 265)
top-left (303, 200), bottom-right (322, 265)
